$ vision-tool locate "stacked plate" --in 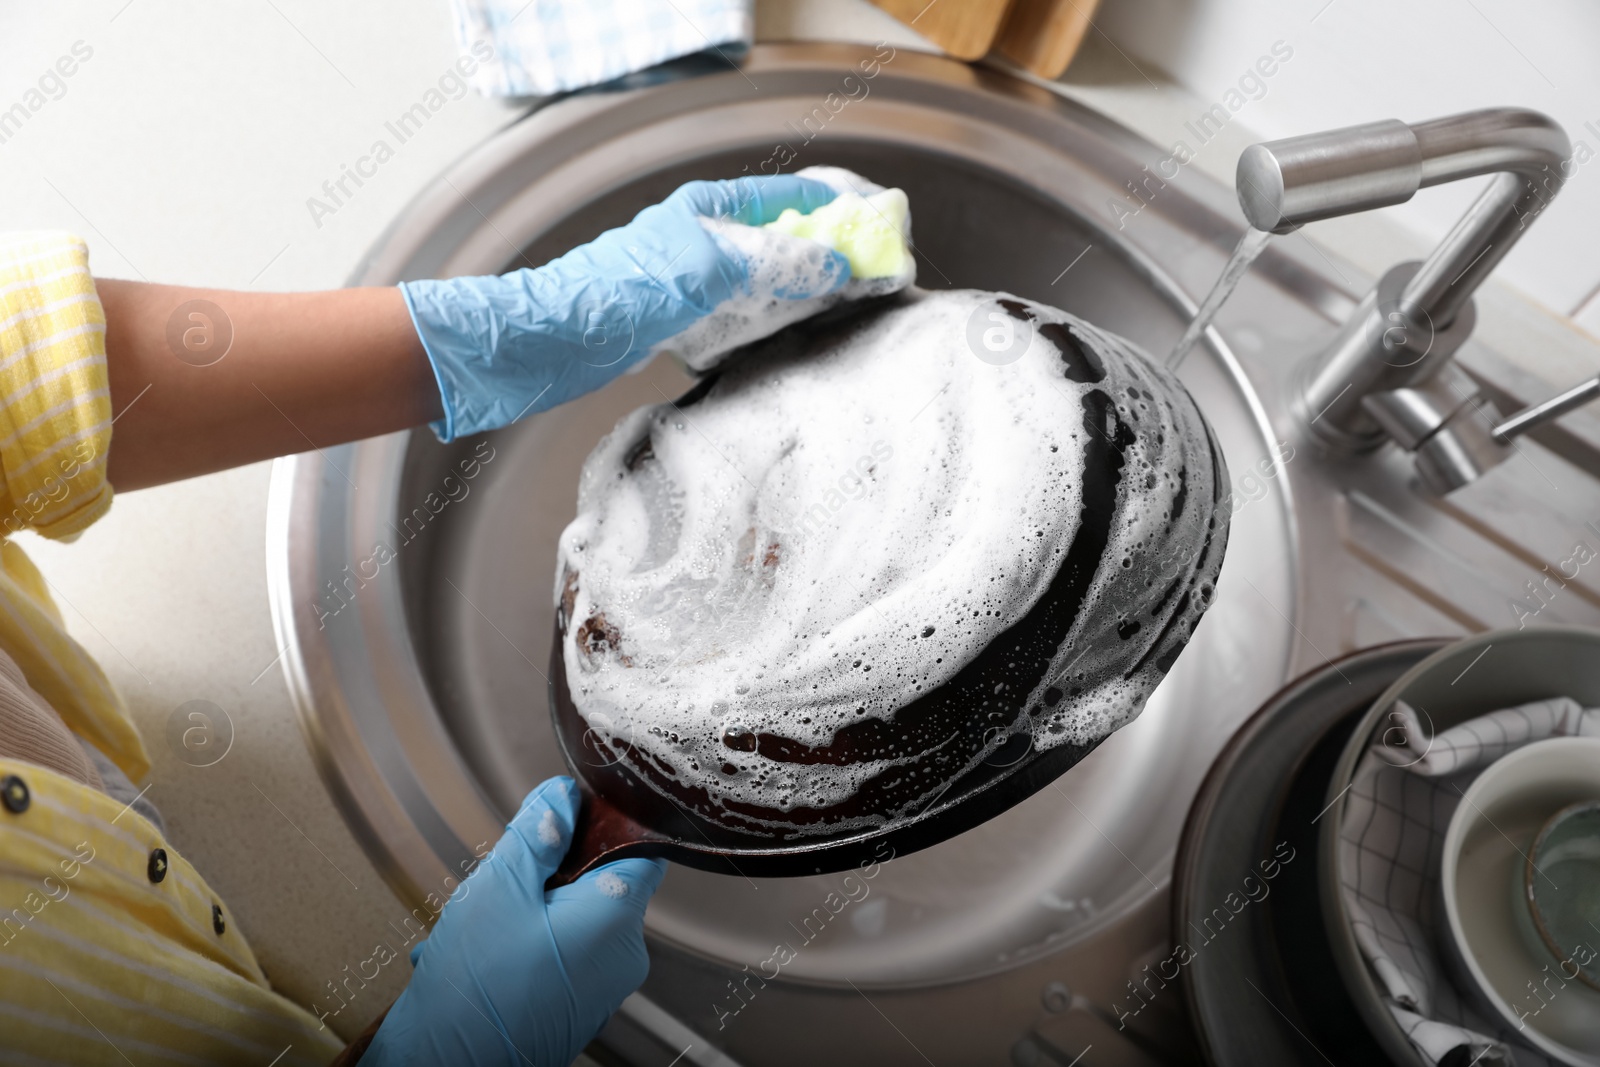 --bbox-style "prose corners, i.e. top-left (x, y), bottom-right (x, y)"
top-left (1178, 627), bottom-right (1600, 1066)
